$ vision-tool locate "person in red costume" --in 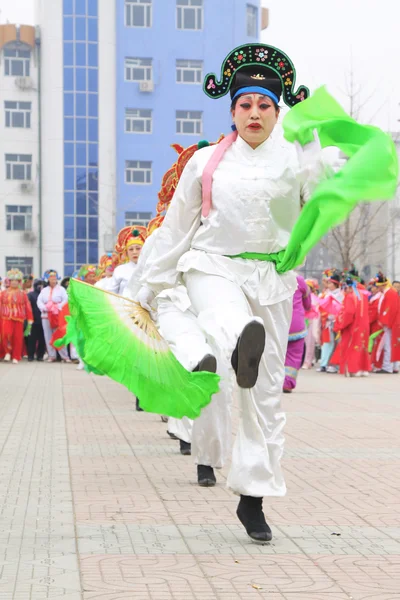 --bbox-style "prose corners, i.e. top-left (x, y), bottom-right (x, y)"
top-left (0, 269), bottom-right (33, 364)
top-left (368, 278), bottom-right (384, 372)
top-left (373, 272), bottom-right (400, 373)
top-left (333, 274), bottom-right (371, 377)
